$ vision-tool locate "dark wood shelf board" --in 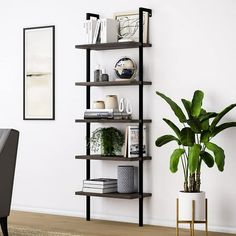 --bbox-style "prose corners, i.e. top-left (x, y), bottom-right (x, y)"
top-left (75, 191), bottom-right (152, 199)
top-left (75, 119), bottom-right (152, 123)
top-left (75, 155), bottom-right (152, 161)
top-left (75, 80), bottom-right (152, 87)
top-left (75, 42), bottom-right (152, 50)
